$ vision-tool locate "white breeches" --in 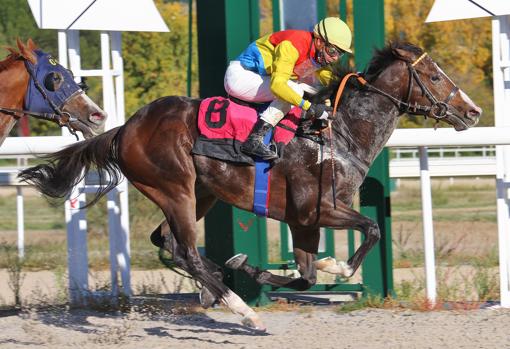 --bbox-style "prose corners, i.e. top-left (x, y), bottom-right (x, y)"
top-left (224, 61), bottom-right (306, 126)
